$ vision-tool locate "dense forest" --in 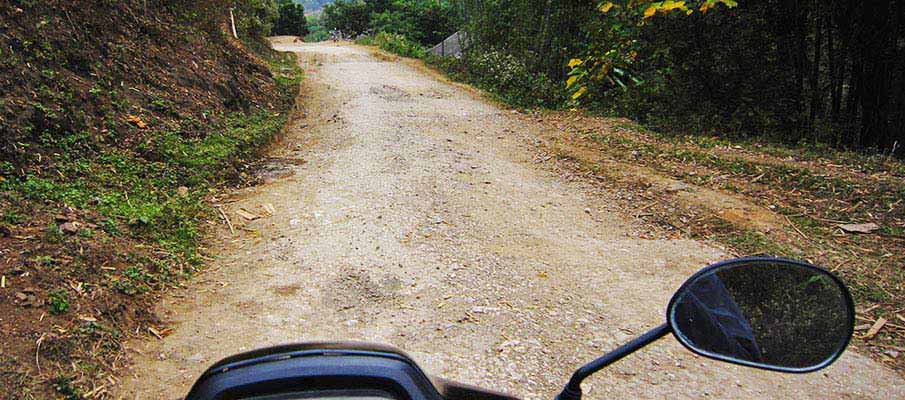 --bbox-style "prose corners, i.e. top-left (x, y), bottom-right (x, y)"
top-left (464, 0), bottom-right (905, 153)
top-left (319, 0), bottom-right (904, 155)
